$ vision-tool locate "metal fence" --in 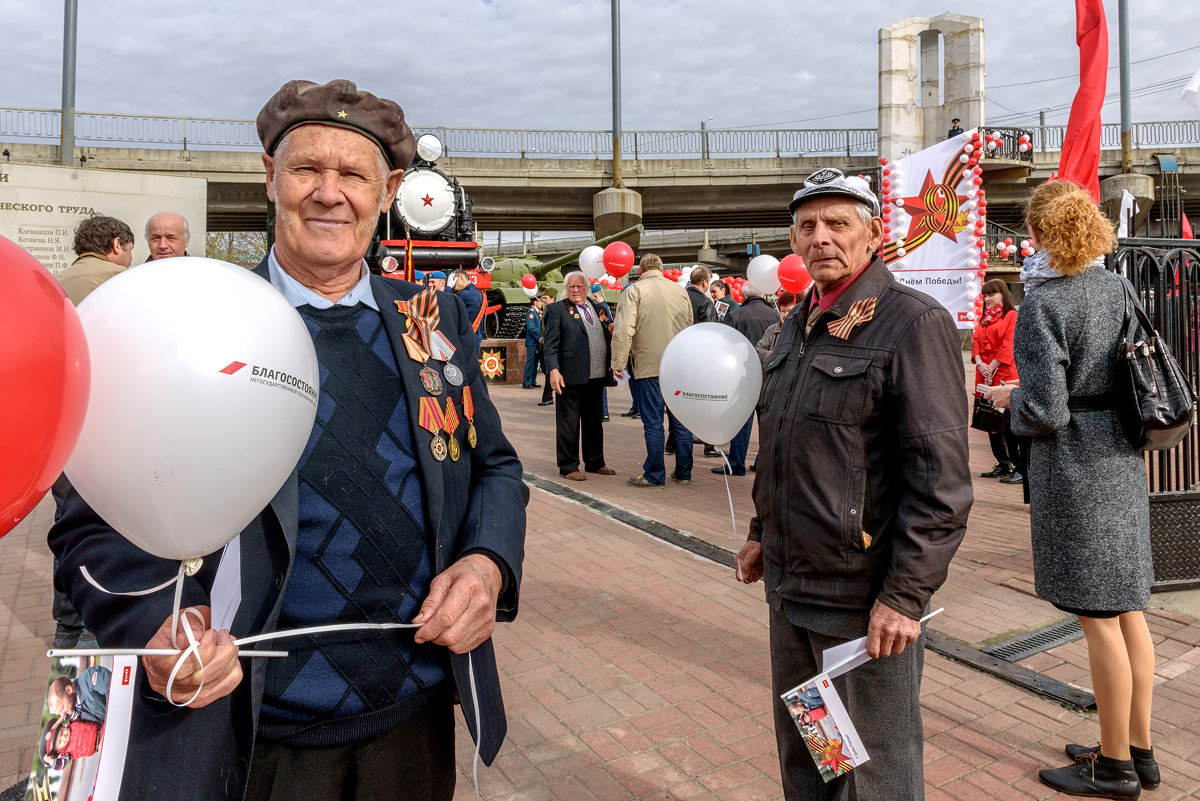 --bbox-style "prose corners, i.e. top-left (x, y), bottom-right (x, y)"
top-left (1108, 238), bottom-right (1200, 495)
top-left (1107, 239), bottom-right (1200, 589)
top-left (5, 105), bottom-right (1200, 159)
